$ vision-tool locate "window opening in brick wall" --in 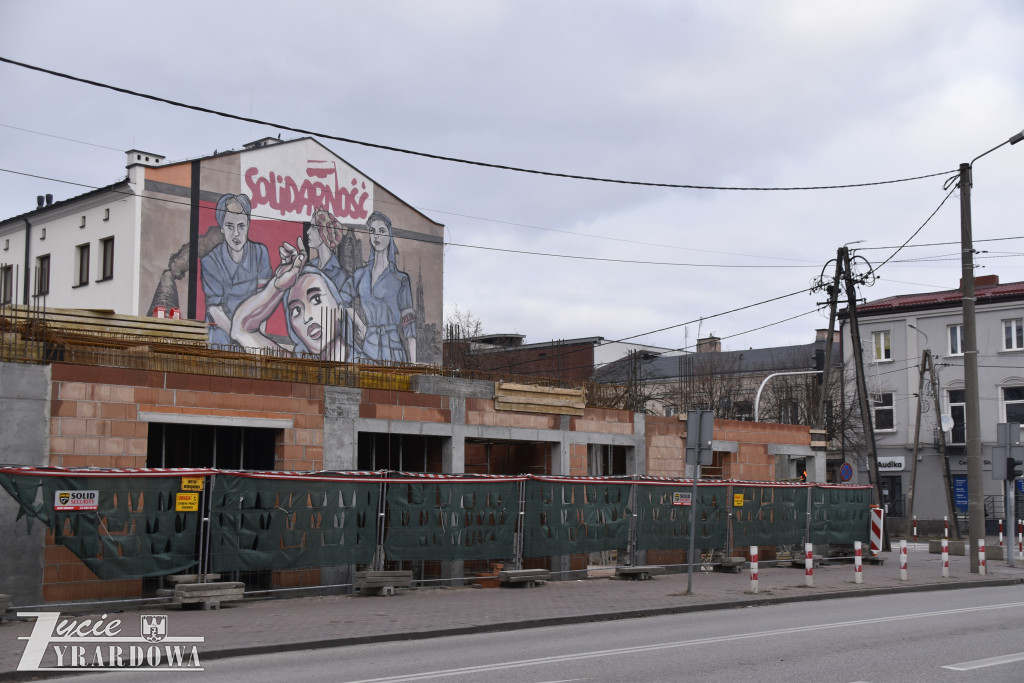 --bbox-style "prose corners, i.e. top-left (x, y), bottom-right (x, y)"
top-left (357, 433), bottom-right (443, 472)
top-left (146, 423), bottom-right (277, 469)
